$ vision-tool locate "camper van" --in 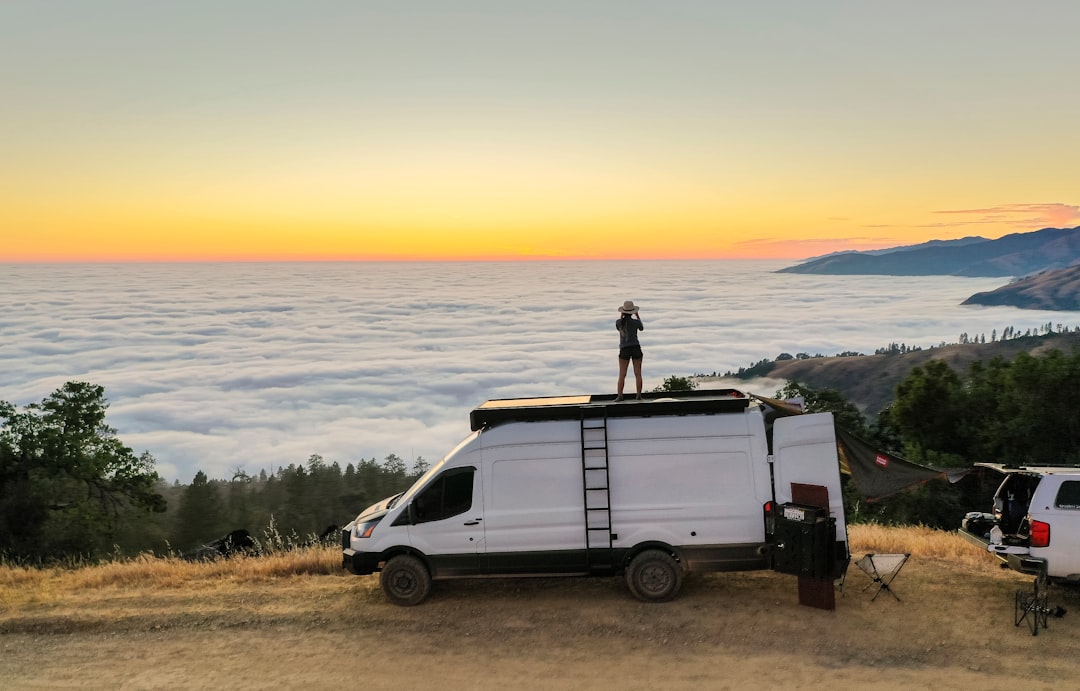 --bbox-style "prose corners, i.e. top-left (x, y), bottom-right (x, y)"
top-left (342, 389), bottom-right (849, 605)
